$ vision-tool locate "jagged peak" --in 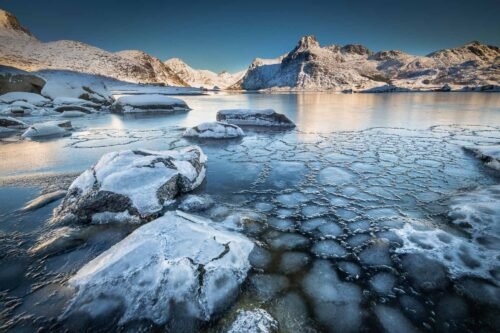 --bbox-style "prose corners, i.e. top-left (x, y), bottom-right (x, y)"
top-left (0, 9), bottom-right (33, 37)
top-left (294, 35), bottom-right (320, 51)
